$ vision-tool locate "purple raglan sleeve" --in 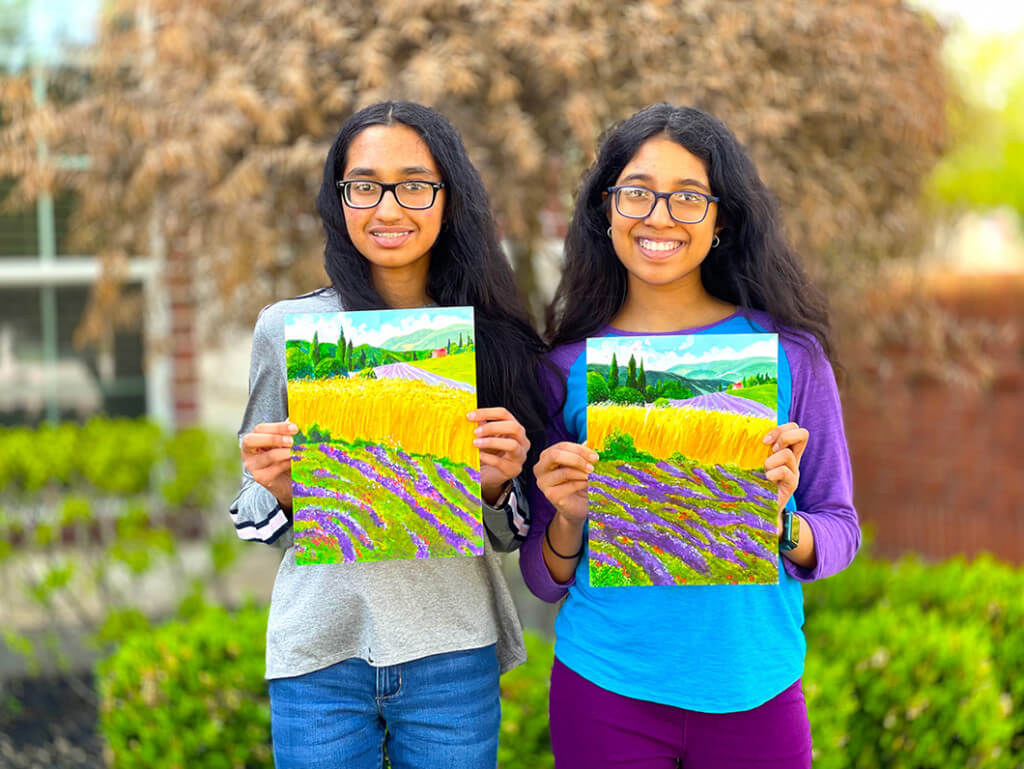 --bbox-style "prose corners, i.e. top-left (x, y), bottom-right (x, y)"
top-left (780, 334), bottom-right (861, 581)
top-left (519, 352), bottom-right (577, 603)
